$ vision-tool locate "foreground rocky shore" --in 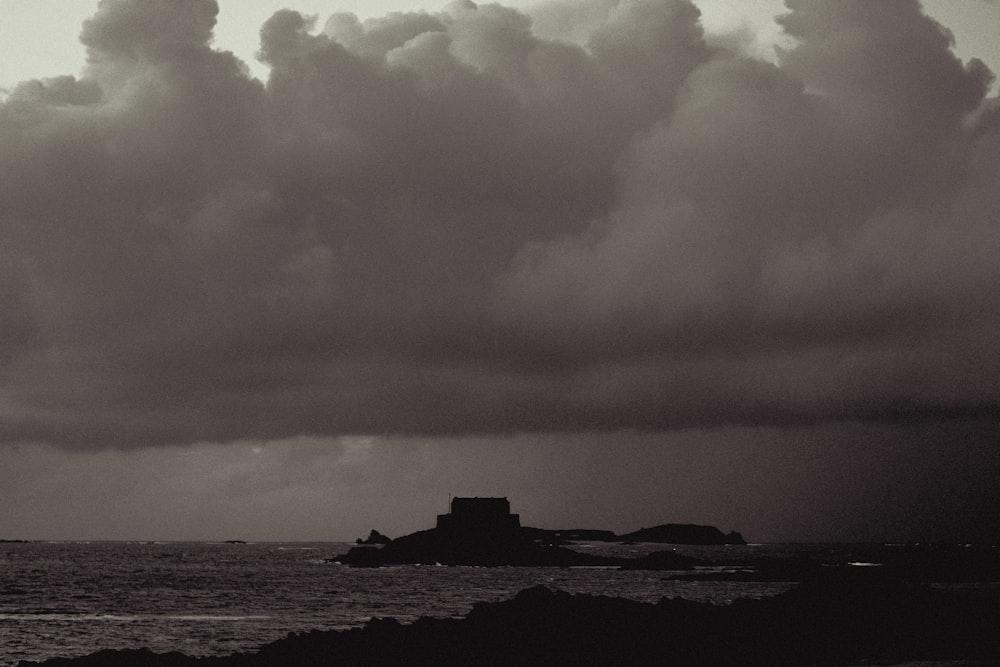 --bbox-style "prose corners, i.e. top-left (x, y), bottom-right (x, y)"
top-left (19, 569), bottom-right (1000, 667)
